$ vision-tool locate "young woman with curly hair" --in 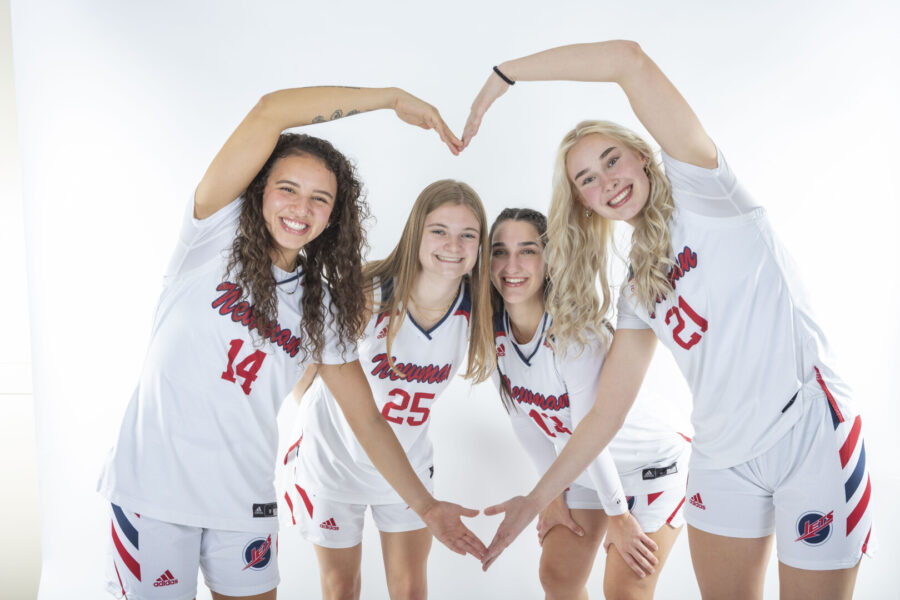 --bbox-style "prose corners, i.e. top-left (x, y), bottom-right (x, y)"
top-left (465, 42), bottom-right (872, 599)
top-left (282, 179), bottom-right (494, 600)
top-left (489, 207), bottom-right (689, 599)
top-left (98, 86), bottom-right (485, 600)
